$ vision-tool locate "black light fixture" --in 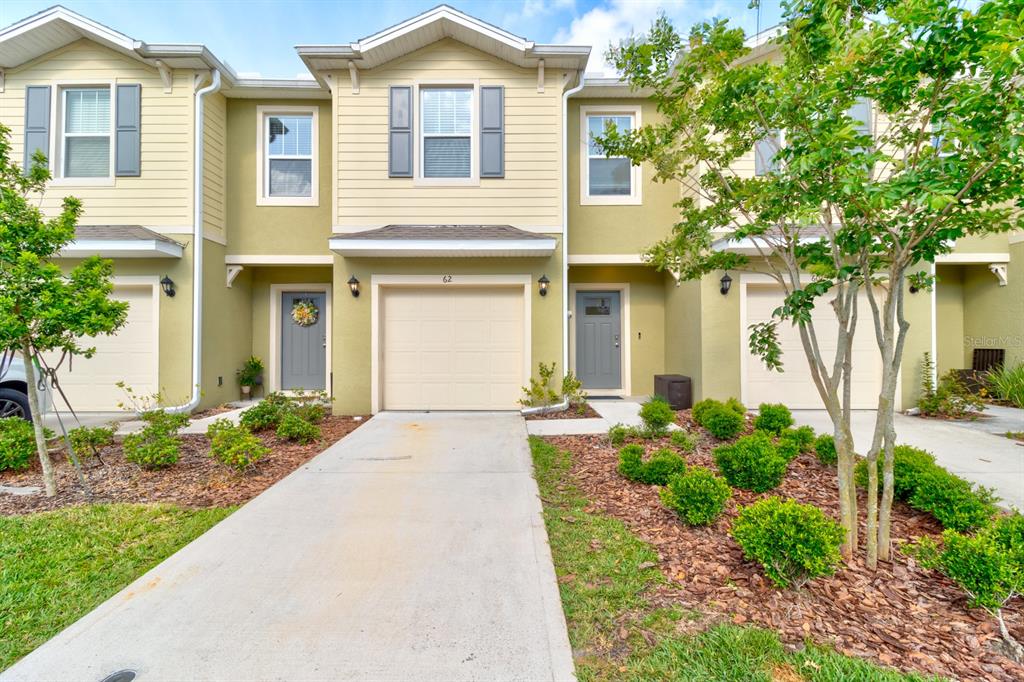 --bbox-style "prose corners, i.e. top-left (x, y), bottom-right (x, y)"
top-left (347, 276), bottom-right (360, 298)
top-left (538, 274), bottom-right (550, 297)
top-left (719, 272), bottom-right (733, 296)
top-left (159, 275), bottom-right (176, 297)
